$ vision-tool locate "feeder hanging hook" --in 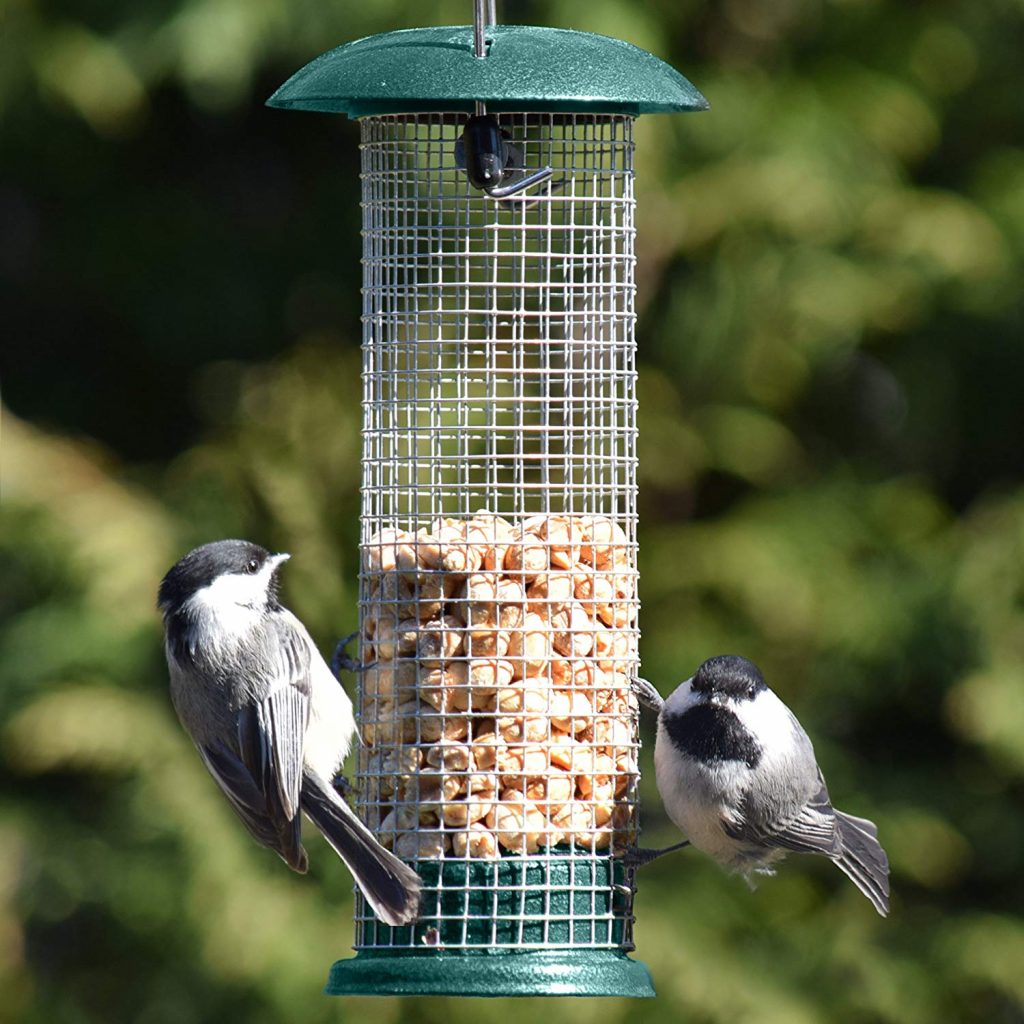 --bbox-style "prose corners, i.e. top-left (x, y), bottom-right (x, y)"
top-left (458, 0), bottom-right (554, 201)
top-left (455, 114), bottom-right (554, 199)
